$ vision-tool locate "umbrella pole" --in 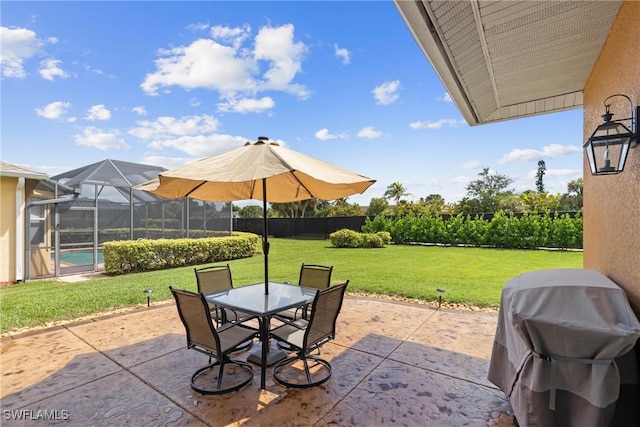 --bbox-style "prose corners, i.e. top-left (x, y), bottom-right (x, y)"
top-left (262, 179), bottom-right (269, 294)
